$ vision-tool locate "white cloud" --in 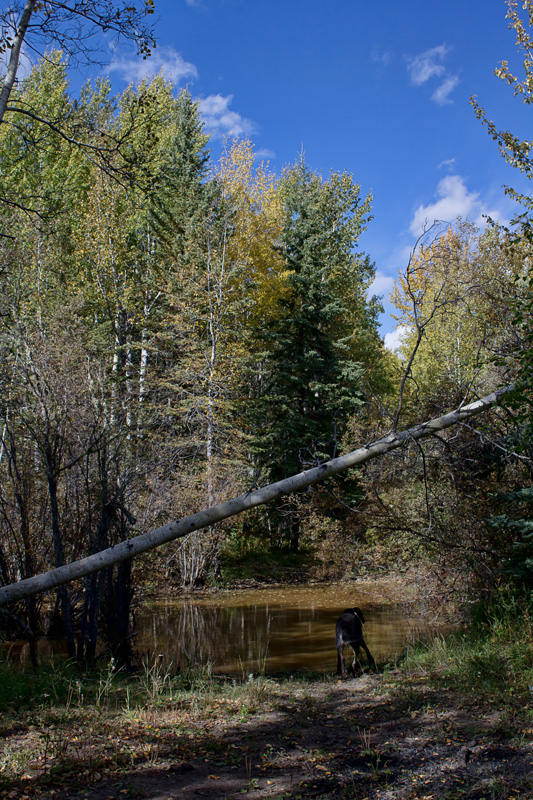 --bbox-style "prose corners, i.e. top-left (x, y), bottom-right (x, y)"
top-left (407, 44), bottom-right (450, 86)
top-left (409, 175), bottom-right (510, 237)
top-left (409, 175), bottom-right (478, 236)
top-left (108, 46), bottom-right (198, 85)
top-left (431, 75), bottom-right (460, 105)
top-left (384, 326), bottom-right (408, 353)
top-left (199, 94), bottom-right (256, 139)
top-left (407, 44), bottom-right (459, 104)
top-left (255, 148), bottom-right (276, 161)
top-left (368, 270), bottom-right (395, 297)
top-left (438, 157), bottom-right (457, 170)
